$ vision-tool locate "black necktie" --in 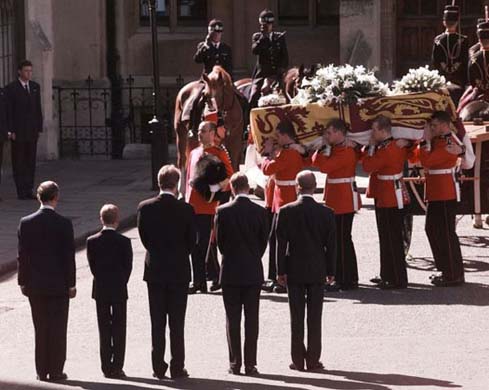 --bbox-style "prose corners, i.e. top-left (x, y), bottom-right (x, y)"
top-left (24, 84), bottom-right (29, 94)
